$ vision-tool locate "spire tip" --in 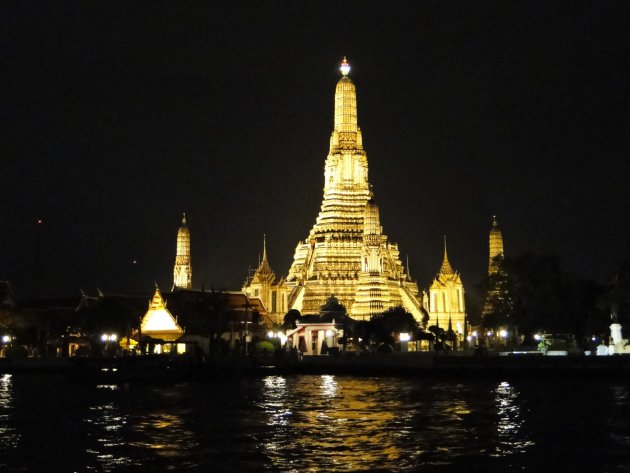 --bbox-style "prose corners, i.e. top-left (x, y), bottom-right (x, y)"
top-left (340, 57), bottom-right (350, 76)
